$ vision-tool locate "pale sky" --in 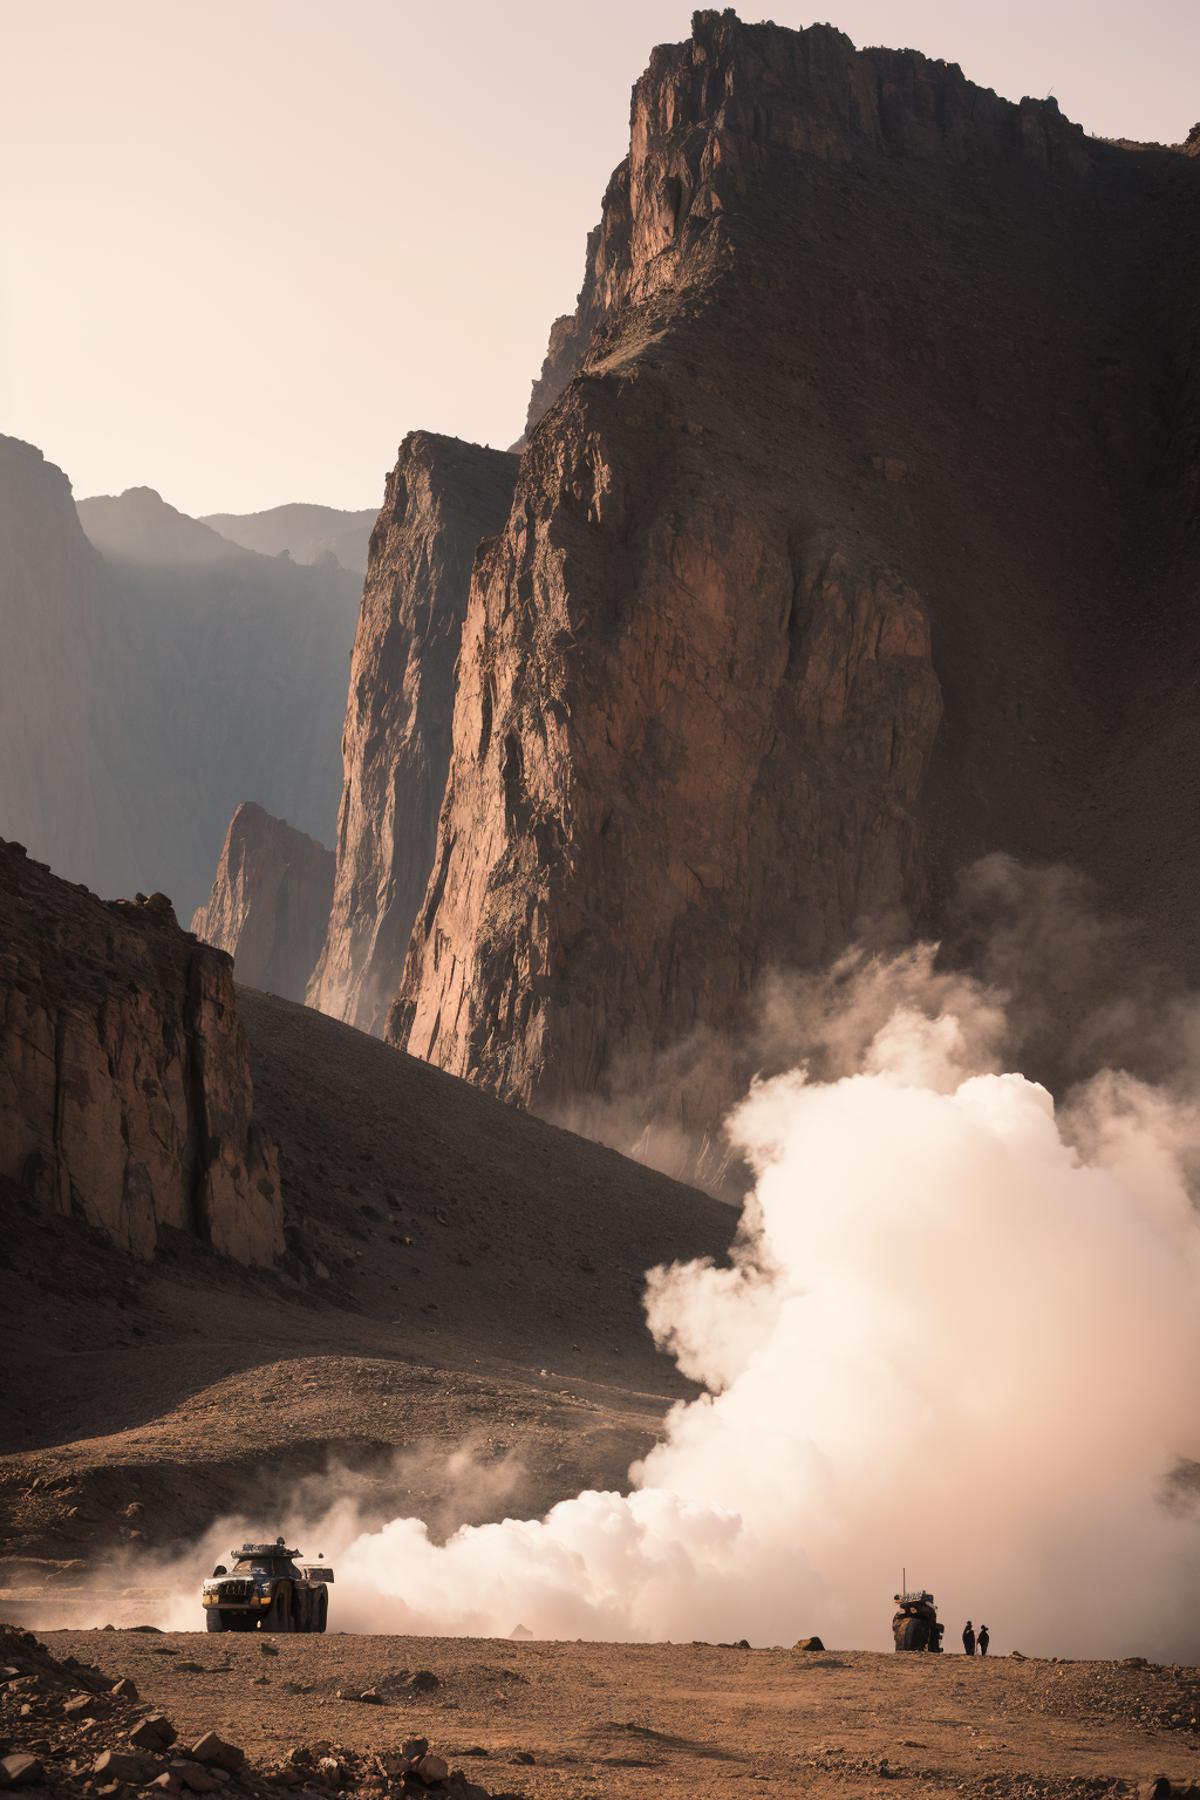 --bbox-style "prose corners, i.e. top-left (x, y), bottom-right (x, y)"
top-left (3, 0), bottom-right (1197, 517)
